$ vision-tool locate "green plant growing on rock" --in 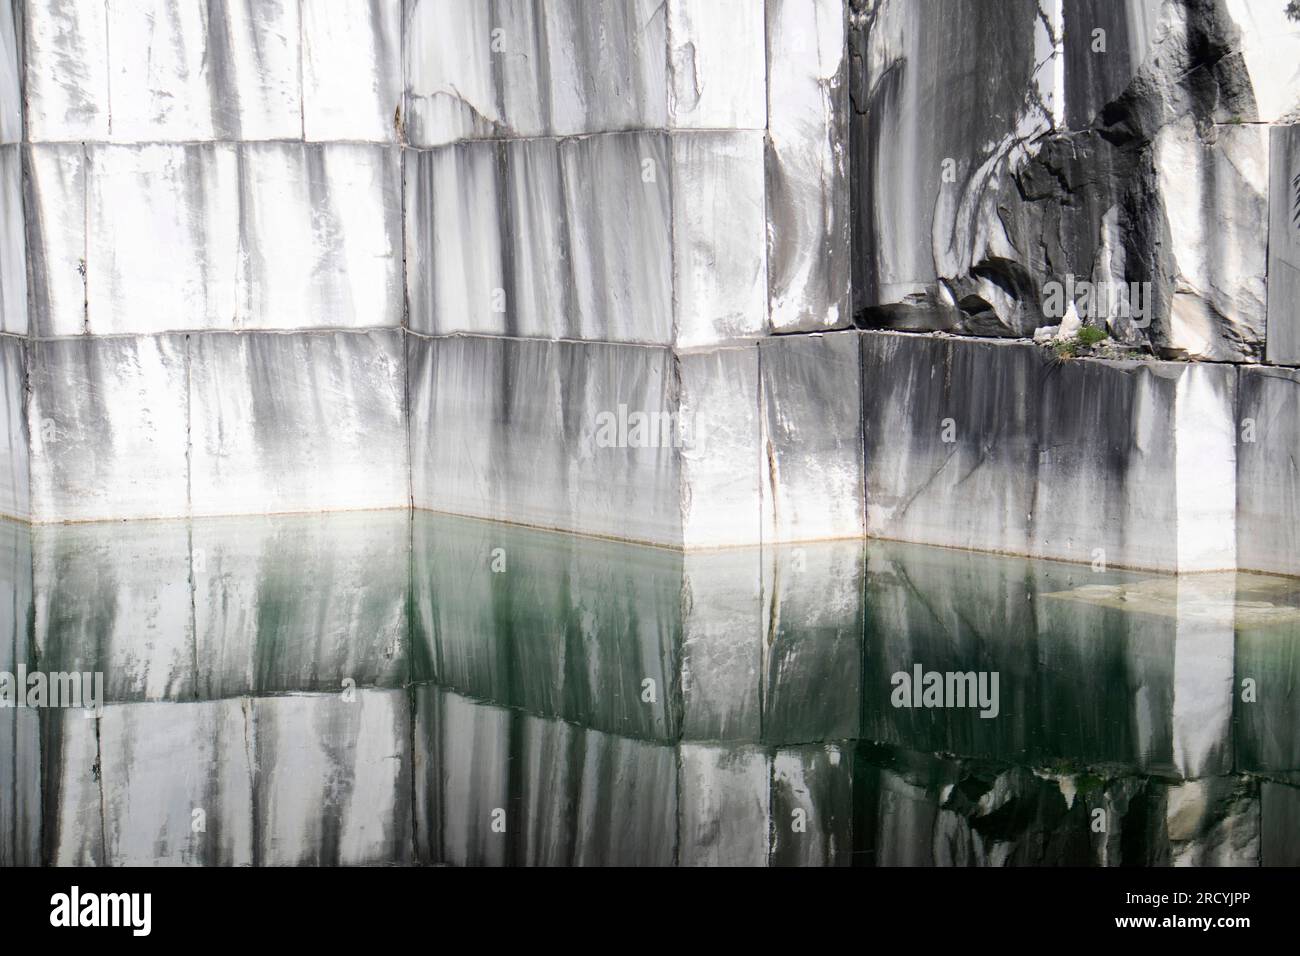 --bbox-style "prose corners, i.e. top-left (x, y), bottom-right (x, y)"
top-left (1051, 325), bottom-right (1109, 359)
